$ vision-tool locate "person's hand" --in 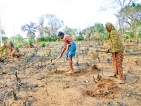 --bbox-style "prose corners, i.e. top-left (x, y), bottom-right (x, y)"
top-left (58, 54), bottom-right (63, 58)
